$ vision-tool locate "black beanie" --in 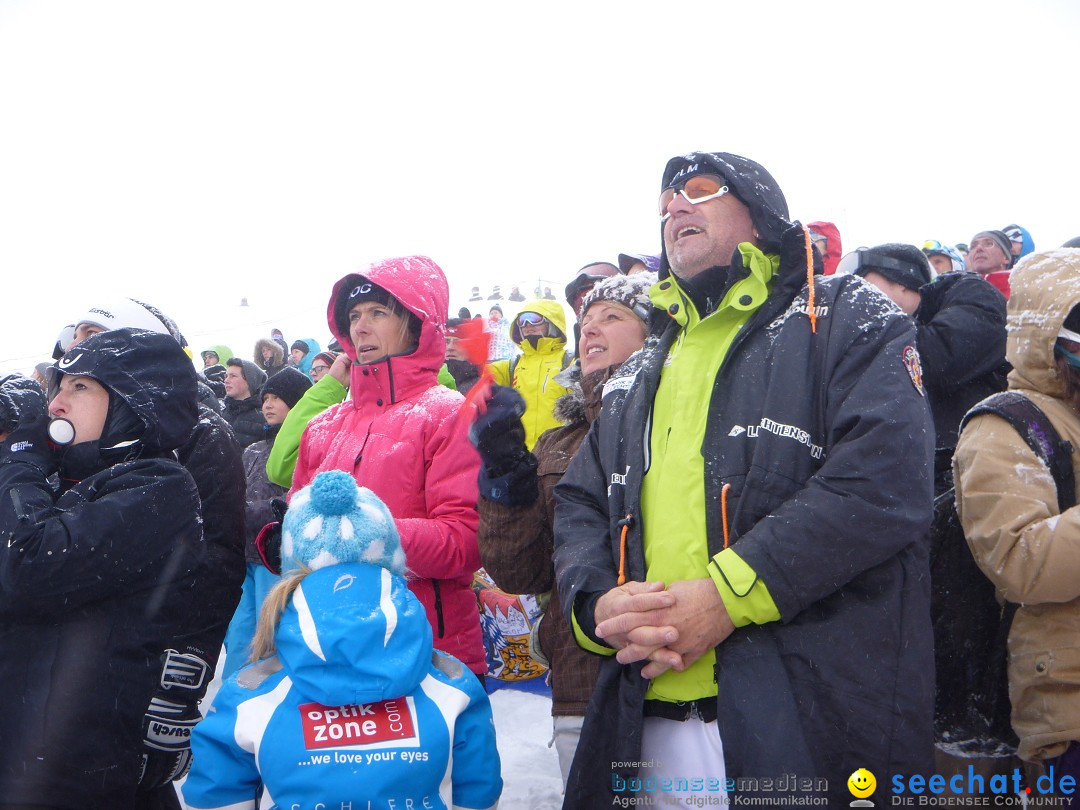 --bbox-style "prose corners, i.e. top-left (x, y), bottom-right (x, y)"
top-left (855, 244), bottom-right (933, 291)
top-left (290, 339), bottom-right (310, 355)
top-left (334, 275), bottom-right (397, 337)
top-left (260, 366), bottom-right (313, 410)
